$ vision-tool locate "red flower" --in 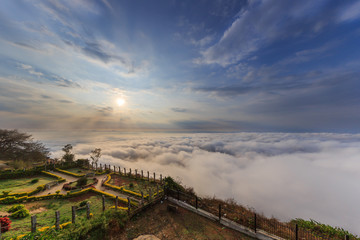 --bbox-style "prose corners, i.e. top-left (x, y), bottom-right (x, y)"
top-left (0, 216), bottom-right (12, 233)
